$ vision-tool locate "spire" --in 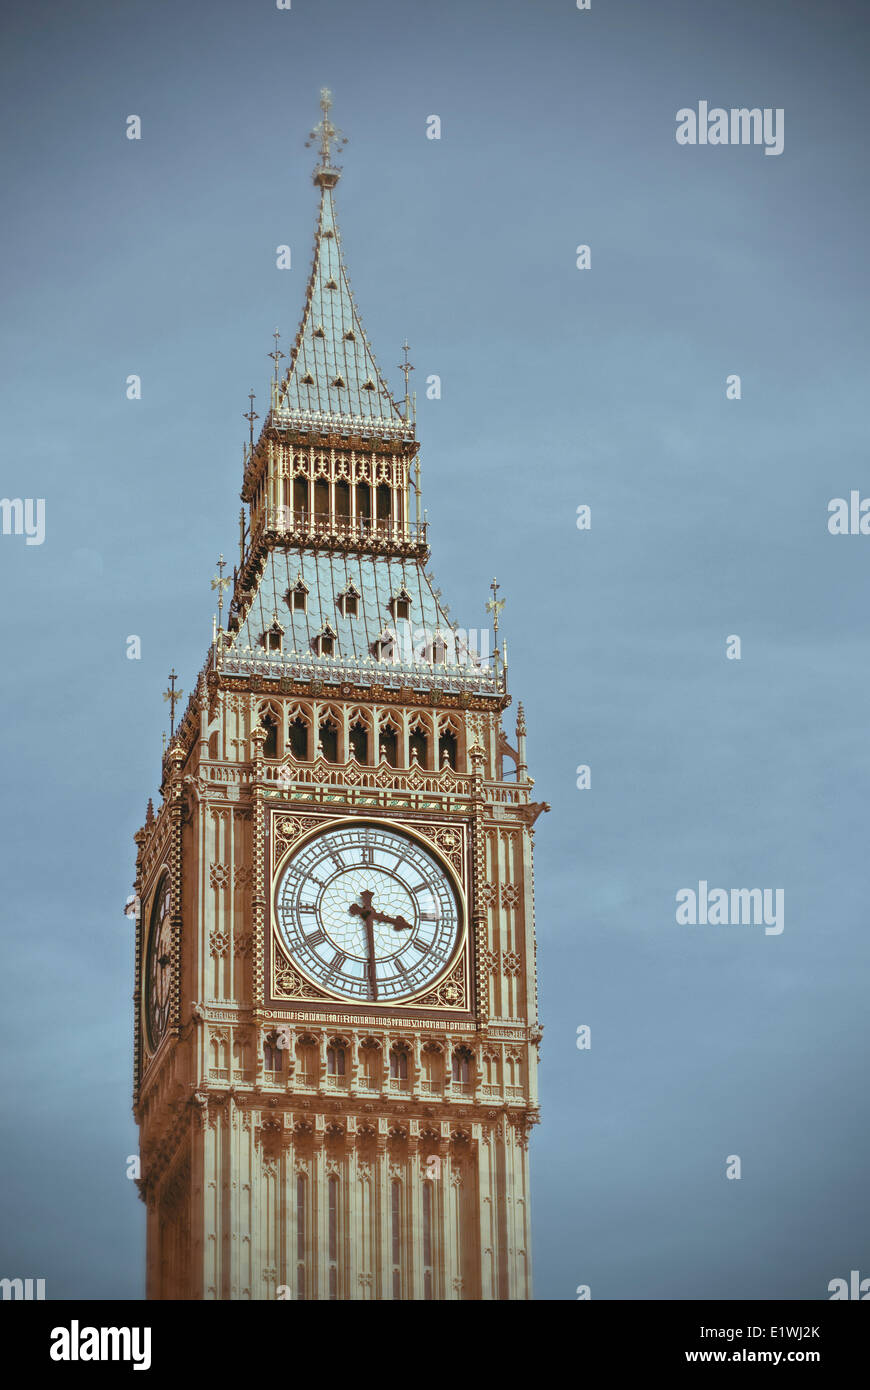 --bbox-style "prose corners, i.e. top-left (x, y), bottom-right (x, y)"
top-left (275, 91), bottom-right (407, 432)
